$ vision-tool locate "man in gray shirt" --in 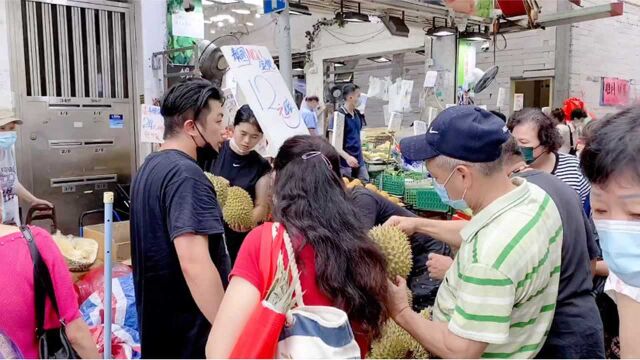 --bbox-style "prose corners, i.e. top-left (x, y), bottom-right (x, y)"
top-left (502, 137), bottom-right (604, 358)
